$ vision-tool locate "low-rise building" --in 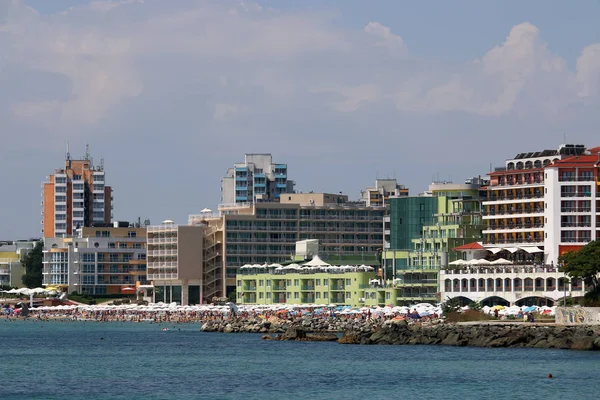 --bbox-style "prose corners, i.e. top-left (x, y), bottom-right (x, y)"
top-left (0, 240), bottom-right (37, 287)
top-left (236, 258), bottom-right (375, 306)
